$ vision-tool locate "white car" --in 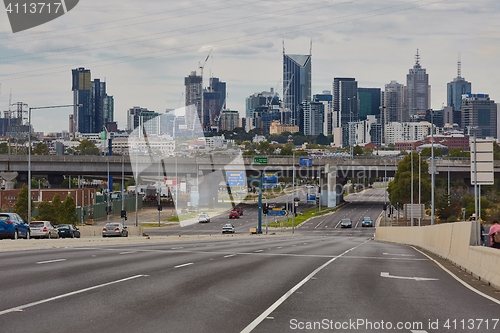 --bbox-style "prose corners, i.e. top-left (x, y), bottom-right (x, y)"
top-left (305, 184), bottom-right (315, 188)
top-left (222, 224), bottom-right (235, 234)
top-left (29, 221), bottom-right (60, 239)
top-left (198, 213), bottom-right (210, 223)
